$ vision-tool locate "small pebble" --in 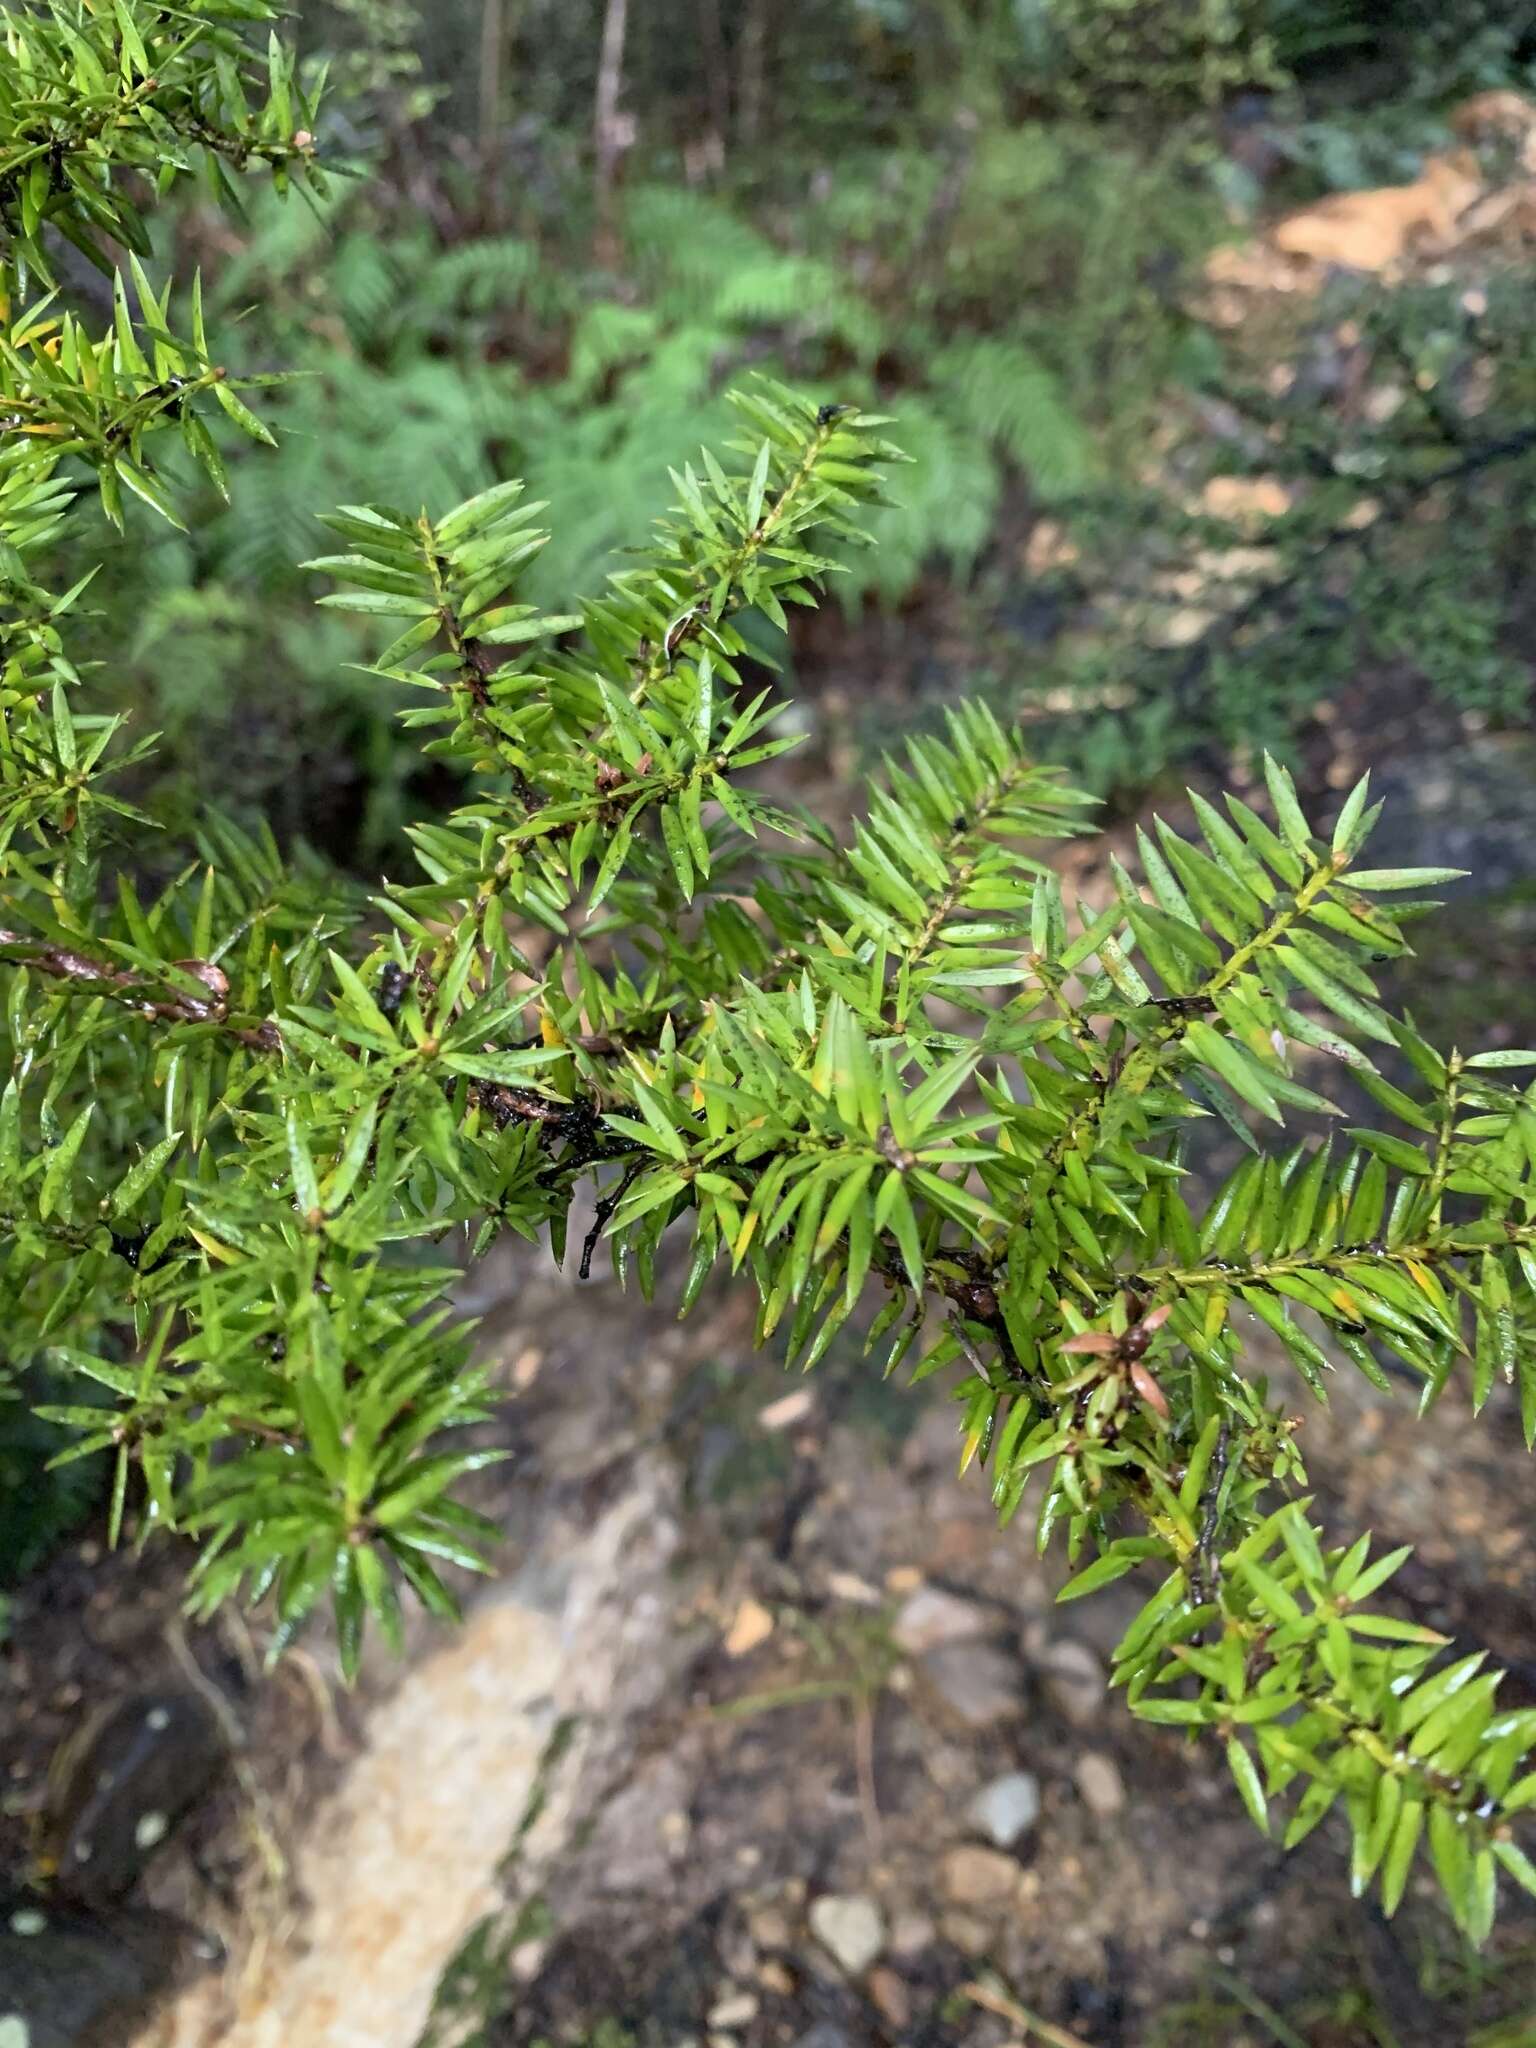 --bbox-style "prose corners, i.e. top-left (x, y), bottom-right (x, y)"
top-left (1075, 1751), bottom-right (1126, 1817)
top-left (748, 1905), bottom-right (792, 1949)
top-left (725, 1600), bottom-right (774, 1657)
top-left (808, 1893), bottom-right (885, 1976)
top-left (708, 1992), bottom-right (759, 2029)
top-left (868, 1964), bottom-right (911, 2029)
top-left (760, 1388), bottom-right (815, 1430)
top-left (1038, 1639), bottom-right (1105, 1728)
top-left (893, 1587), bottom-right (991, 1655)
top-left (889, 1910), bottom-right (936, 1955)
top-left (919, 1641), bottom-right (1025, 1730)
top-left (966, 1769), bottom-right (1042, 1848)
top-left (941, 1843), bottom-right (1020, 1908)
